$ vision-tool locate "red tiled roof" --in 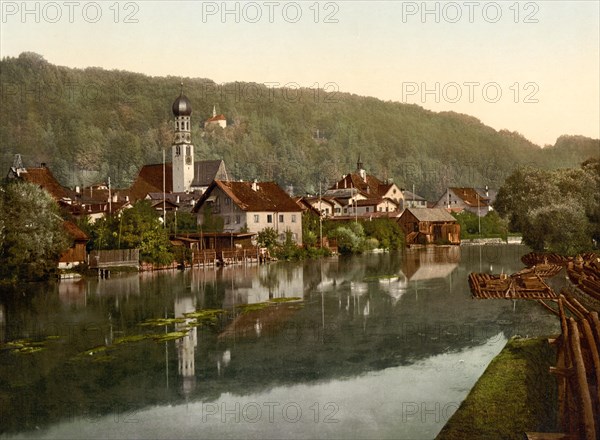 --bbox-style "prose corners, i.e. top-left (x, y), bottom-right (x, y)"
top-left (194, 180), bottom-right (302, 213)
top-left (331, 172), bottom-right (386, 198)
top-left (126, 164), bottom-right (173, 202)
top-left (63, 221), bottom-right (89, 241)
top-left (449, 187), bottom-right (490, 208)
top-left (20, 167), bottom-right (68, 200)
top-left (206, 114), bottom-right (226, 122)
